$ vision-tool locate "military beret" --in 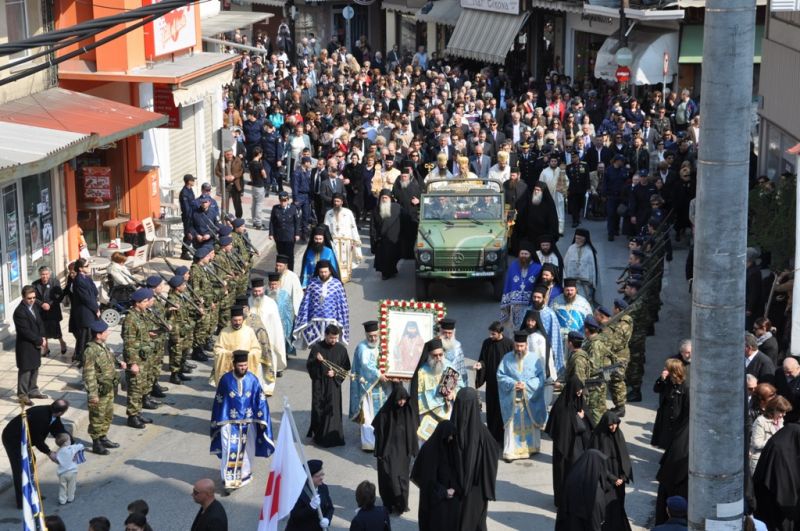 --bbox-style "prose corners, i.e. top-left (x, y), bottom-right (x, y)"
top-left (219, 236), bottom-right (233, 246)
top-left (218, 226), bottom-right (233, 237)
top-left (596, 305), bottom-right (611, 317)
top-left (131, 288), bottom-right (153, 302)
top-left (232, 218), bottom-right (246, 228)
top-left (584, 315), bottom-right (601, 331)
top-left (175, 266), bottom-right (189, 276)
top-left (568, 330), bottom-right (584, 343)
top-left (145, 275), bottom-right (162, 288)
top-left (168, 275), bottom-right (185, 289)
top-left (614, 298), bottom-right (629, 310)
top-left (194, 246), bottom-right (212, 260)
top-left (90, 320), bottom-right (108, 334)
